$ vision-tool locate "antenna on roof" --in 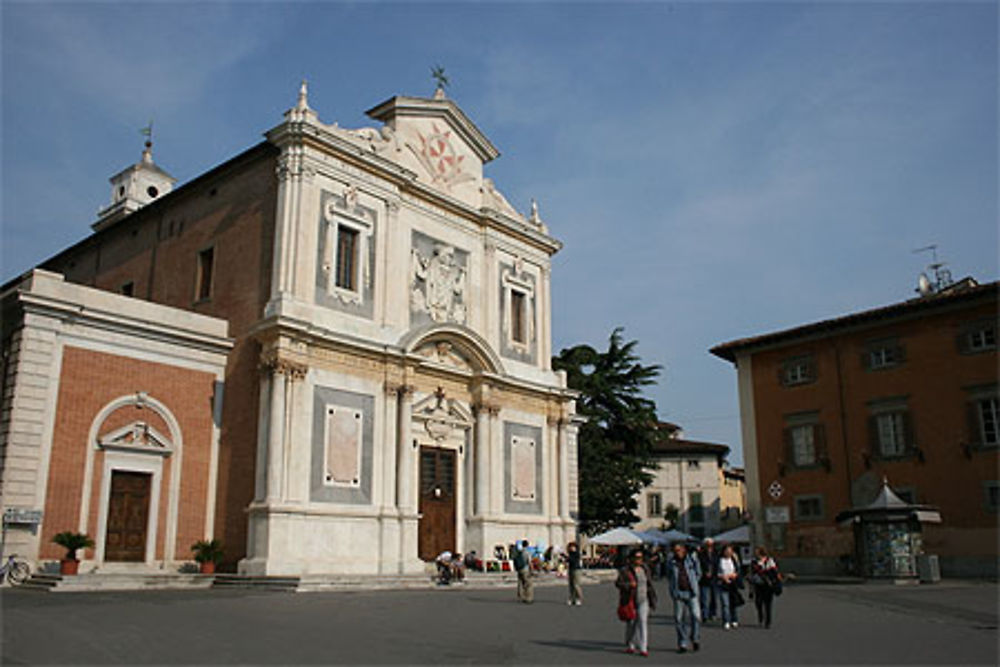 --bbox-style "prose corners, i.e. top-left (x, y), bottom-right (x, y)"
top-left (912, 244), bottom-right (953, 296)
